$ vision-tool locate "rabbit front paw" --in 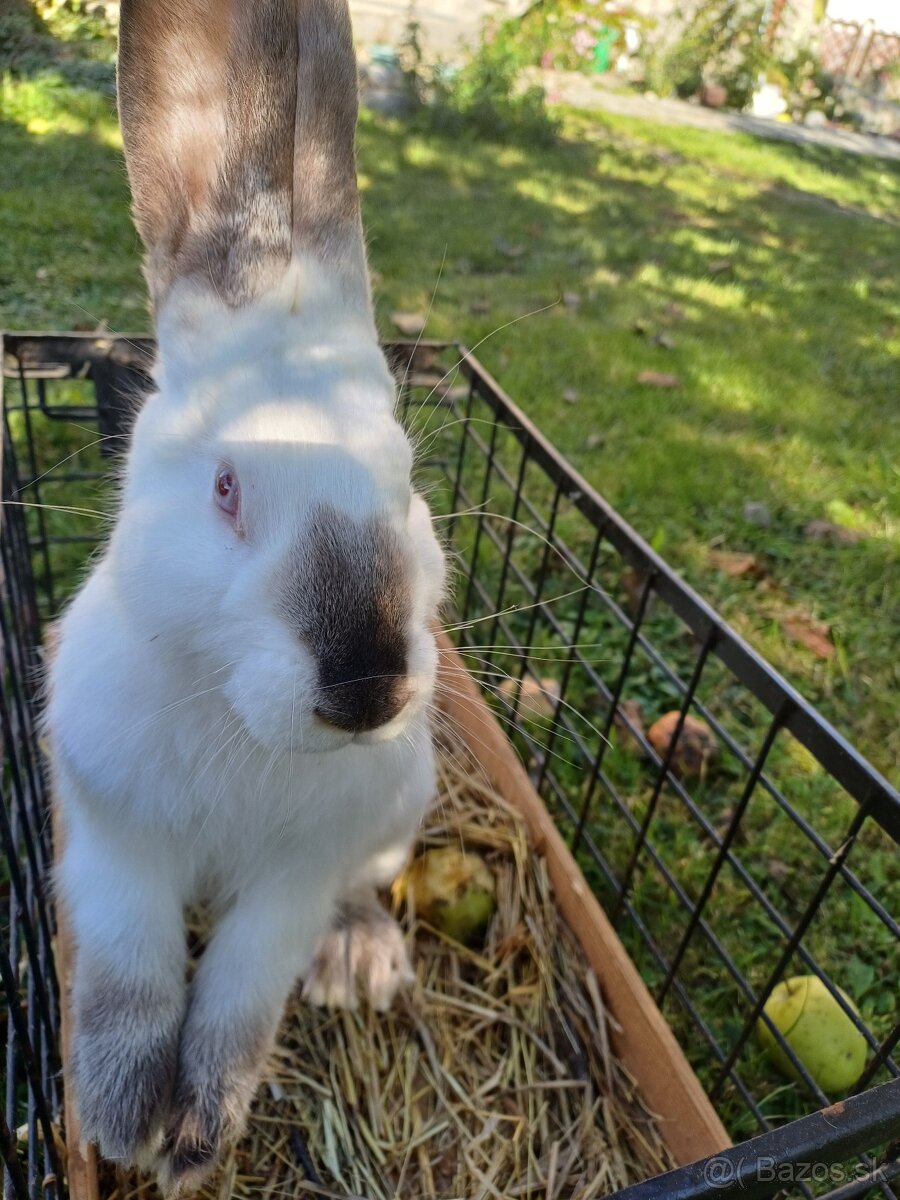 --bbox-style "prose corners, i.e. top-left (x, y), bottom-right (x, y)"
top-left (158, 1088), bottom-right (226, 1197)
top-left (158, 1030), bottom-right (267, 1196)
top-left (303, 897), bottom-right (413, 1012)
top-left (71, 977), bottom-right (179, 1163)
